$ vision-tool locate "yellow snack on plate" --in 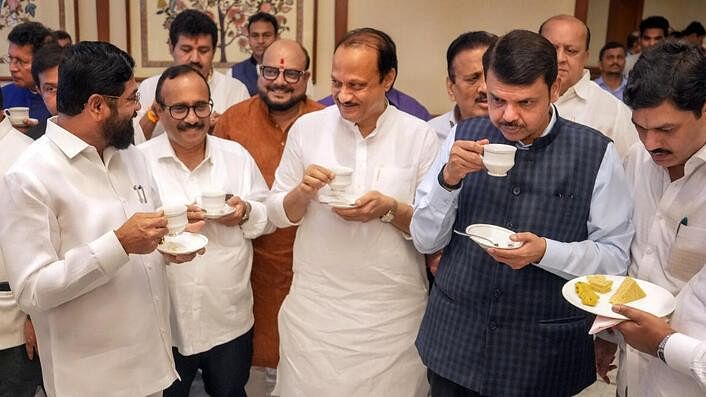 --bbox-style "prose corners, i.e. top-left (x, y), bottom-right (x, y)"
top-left (575, 281), bottom-right (599, 306)
top-left (586, 274), bottom-right (613, 293)
top-left (609, 277), bottom-right (646, 304)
